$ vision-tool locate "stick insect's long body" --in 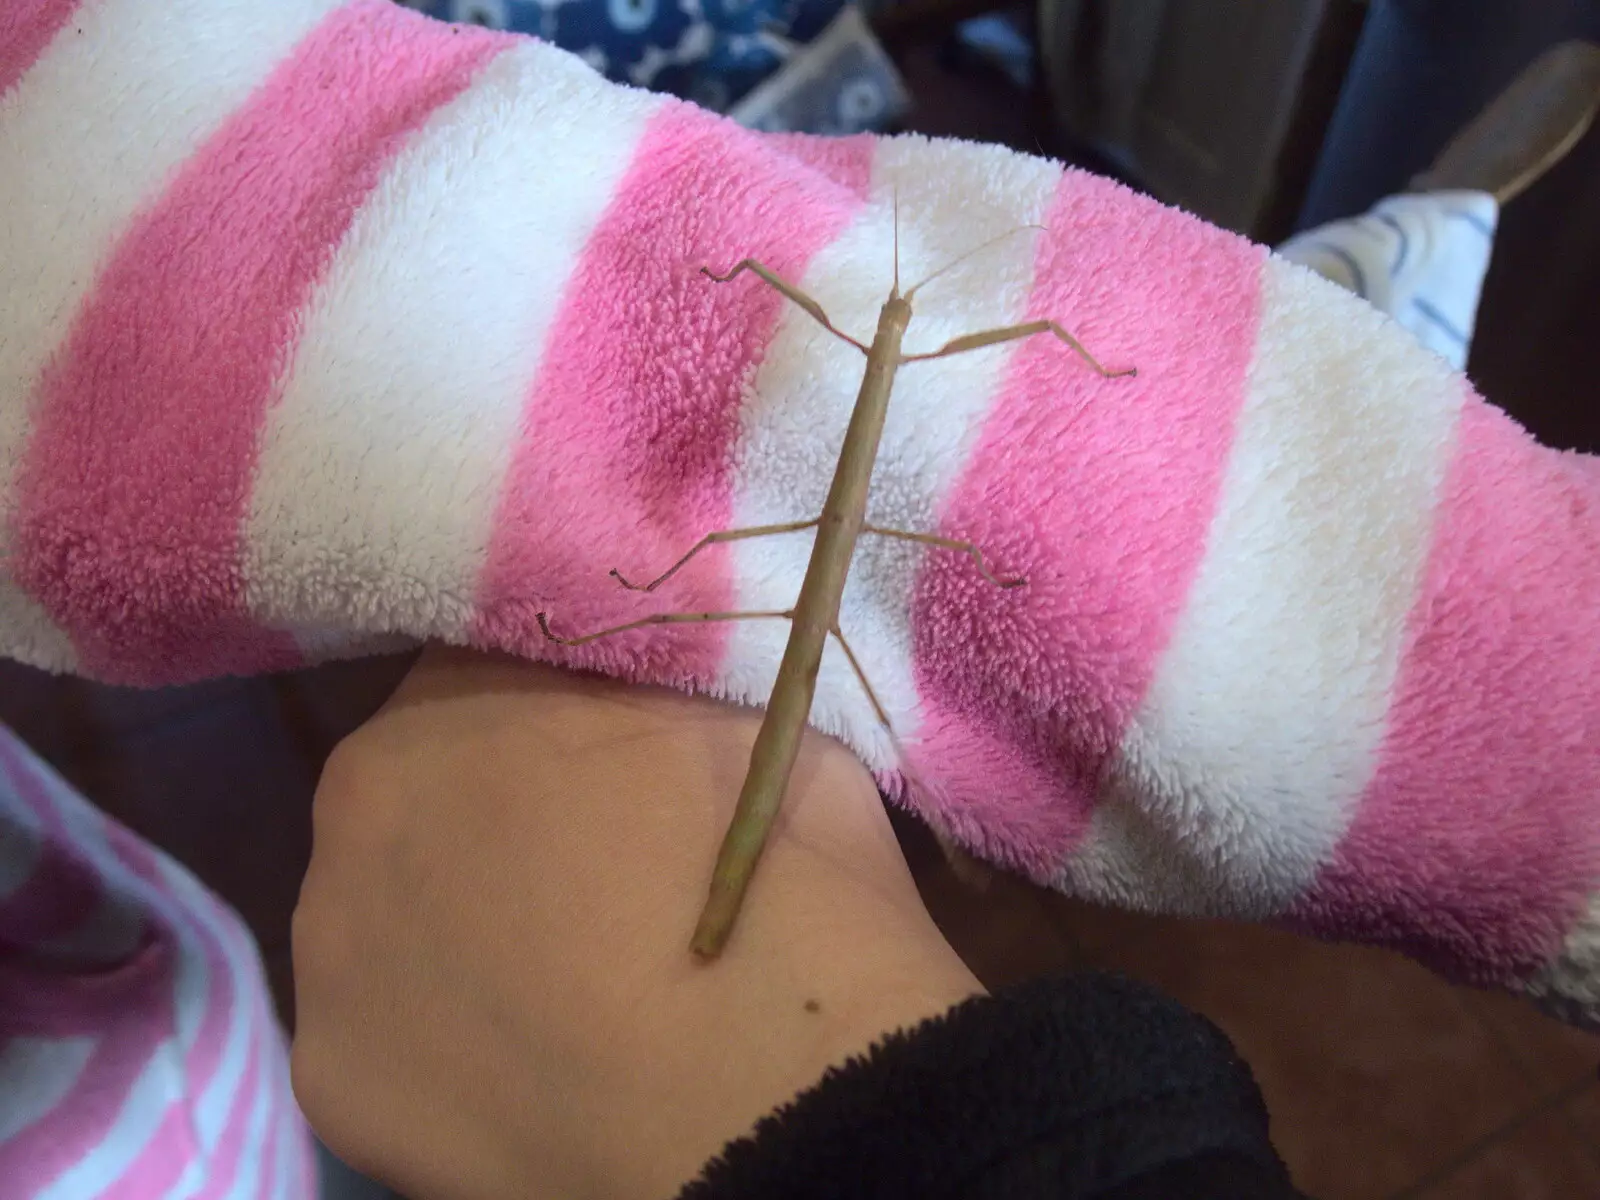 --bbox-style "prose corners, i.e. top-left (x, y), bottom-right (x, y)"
top-left (539, 236), bottom-right (1133, 960)
top-left (690, 291), bottom-right (912, 956)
